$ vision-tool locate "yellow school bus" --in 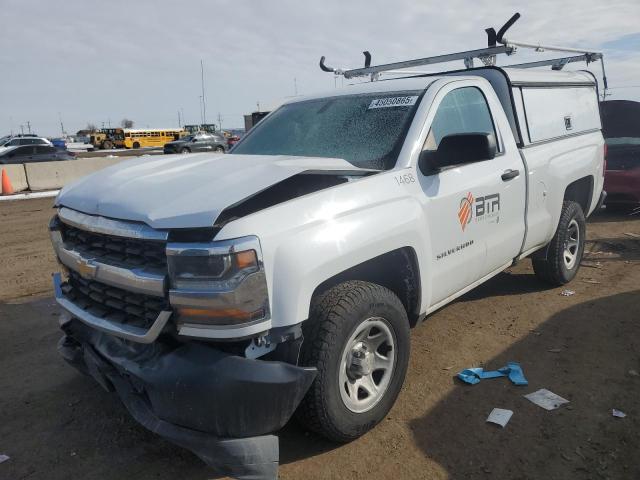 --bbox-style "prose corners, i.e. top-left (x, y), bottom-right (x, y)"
top-left (123, 129), bottom-right (187, 149)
